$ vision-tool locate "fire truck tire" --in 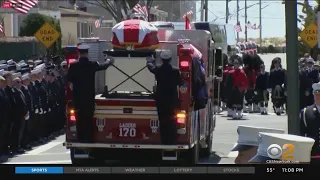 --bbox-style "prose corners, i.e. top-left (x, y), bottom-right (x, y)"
top-left (185, 113), bottom-right (200, 165)
top-left (200, 104), bottom-right (213, 157)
